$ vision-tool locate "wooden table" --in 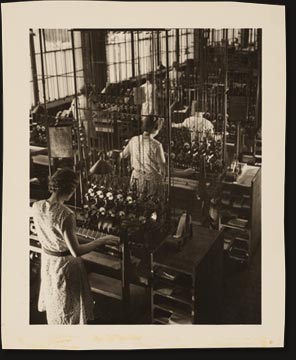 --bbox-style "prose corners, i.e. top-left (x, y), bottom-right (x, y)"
top-left (151, 225), bottom-right (224, 324)
top-left (154, 226), bottom-right (222, 275)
